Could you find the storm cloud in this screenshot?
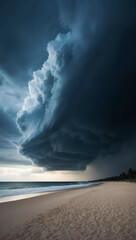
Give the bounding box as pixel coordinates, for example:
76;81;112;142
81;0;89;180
0;0;62;85
17;0;136;171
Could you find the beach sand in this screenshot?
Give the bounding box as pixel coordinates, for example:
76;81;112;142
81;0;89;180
0;182;136;240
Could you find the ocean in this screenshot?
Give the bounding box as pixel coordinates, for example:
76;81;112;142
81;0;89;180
0;181;98;202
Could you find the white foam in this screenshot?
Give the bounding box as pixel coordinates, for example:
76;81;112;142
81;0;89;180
0;182;99;203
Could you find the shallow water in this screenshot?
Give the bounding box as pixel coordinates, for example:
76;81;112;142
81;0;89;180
0;181;98;202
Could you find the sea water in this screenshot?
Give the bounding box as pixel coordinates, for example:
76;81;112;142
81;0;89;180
0;181;98;202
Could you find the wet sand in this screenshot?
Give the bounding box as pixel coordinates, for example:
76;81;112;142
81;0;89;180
0;182;136;240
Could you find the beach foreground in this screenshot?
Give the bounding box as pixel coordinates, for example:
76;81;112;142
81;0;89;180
0;182;136;240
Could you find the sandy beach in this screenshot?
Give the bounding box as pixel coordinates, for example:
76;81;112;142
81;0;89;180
0;182;136;240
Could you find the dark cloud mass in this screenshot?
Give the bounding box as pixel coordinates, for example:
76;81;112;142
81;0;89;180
0;108;30;165
0;0;62;166
16;0;136;171
0;0;62;85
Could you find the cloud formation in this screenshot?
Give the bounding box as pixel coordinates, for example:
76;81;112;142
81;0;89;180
0;0;62;167
17;0;136;171
0;0;62;85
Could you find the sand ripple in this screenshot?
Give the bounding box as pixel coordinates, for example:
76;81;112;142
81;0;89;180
3;182;136;240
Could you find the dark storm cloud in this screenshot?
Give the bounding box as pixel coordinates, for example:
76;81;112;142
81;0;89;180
17;0;136;171
0;108;31;165
0;109;19;153
0;0;63;166
0;108;18;138
0;108;19;160
0;0;62;85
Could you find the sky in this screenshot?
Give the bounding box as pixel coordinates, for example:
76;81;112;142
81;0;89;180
0;0;136;181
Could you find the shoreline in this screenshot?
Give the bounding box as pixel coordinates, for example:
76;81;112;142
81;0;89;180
0;182;100;203
0;191;54;203
0;183;100;238
1;182;136;240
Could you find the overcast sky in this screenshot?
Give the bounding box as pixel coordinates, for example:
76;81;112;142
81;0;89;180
0;0;136;181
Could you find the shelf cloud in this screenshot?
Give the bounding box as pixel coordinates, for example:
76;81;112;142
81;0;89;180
16;0;136;171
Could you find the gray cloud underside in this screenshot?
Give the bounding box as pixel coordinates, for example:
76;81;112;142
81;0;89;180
17;0;136;171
